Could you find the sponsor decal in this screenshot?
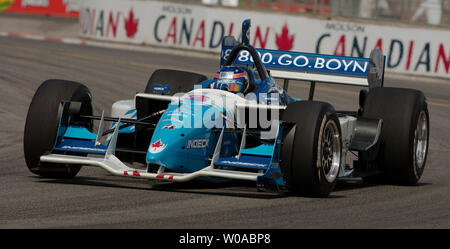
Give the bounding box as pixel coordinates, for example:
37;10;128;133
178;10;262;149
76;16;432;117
149;139;166;154
60;145;106;153
162;124;176;129
220;160;266;168
222;48;369;77
152;84;170;94
187;139;209;149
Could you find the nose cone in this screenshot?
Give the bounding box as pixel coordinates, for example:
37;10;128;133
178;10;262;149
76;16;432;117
145;91;237;173
145;104;218;173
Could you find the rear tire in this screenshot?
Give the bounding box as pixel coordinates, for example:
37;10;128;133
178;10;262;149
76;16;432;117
144;69;207;94
281;101;342;197
361;87;429;185
23;80;93;178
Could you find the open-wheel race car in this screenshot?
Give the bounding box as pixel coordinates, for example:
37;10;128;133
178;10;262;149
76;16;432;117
24;19;429;197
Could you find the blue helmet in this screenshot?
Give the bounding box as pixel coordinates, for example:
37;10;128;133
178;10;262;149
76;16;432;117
211;66;249;93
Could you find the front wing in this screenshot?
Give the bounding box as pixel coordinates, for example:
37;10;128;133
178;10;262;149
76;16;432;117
41;122;280;185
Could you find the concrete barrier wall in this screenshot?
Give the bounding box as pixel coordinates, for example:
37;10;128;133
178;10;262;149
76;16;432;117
79;0;450;79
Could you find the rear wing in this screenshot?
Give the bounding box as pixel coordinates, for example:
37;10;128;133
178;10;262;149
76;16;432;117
220;36;385;90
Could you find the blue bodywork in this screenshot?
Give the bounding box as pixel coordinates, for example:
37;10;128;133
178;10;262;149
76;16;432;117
144;92;285;186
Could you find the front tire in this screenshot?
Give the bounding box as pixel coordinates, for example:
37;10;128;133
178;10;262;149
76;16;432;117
23;79;93;178
281;101;342;197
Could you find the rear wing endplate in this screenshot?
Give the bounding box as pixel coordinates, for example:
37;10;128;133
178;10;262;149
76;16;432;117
220;36;385;89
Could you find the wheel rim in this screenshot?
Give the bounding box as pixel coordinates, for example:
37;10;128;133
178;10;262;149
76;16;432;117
320;120;341;183
414;110;428;169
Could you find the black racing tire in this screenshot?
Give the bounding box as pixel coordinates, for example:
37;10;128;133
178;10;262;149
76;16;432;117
281;101;342;197
361;87;429;185
144;69;207;94
23;79;93;178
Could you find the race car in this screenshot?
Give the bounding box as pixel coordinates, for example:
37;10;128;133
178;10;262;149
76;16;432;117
23;19;429;197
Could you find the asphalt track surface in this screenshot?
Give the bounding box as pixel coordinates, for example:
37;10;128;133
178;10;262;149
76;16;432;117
0;36;449;228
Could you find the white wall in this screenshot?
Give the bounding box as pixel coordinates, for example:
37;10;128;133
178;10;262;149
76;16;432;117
79;0;450;79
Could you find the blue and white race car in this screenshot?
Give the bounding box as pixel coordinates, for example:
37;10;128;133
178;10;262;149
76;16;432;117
24;20;429;197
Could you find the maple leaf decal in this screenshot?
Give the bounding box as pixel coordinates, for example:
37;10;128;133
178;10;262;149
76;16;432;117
275;24;295;51
124;9;138;38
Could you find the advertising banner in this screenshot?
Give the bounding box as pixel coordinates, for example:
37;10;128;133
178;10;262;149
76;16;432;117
78;0;450;79
1;0;79;17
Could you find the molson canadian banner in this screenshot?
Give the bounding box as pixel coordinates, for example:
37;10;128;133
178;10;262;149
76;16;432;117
1;0;79;17
79;0;450;79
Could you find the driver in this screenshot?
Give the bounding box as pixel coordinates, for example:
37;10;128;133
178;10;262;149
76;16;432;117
211;66;252;94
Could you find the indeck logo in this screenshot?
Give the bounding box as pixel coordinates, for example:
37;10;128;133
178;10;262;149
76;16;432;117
149;139;166;154
187;139;209;149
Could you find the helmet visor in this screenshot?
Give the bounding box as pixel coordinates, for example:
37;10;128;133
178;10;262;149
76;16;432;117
227;83;242;93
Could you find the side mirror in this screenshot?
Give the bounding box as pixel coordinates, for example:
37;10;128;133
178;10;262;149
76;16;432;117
242;19;251;45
